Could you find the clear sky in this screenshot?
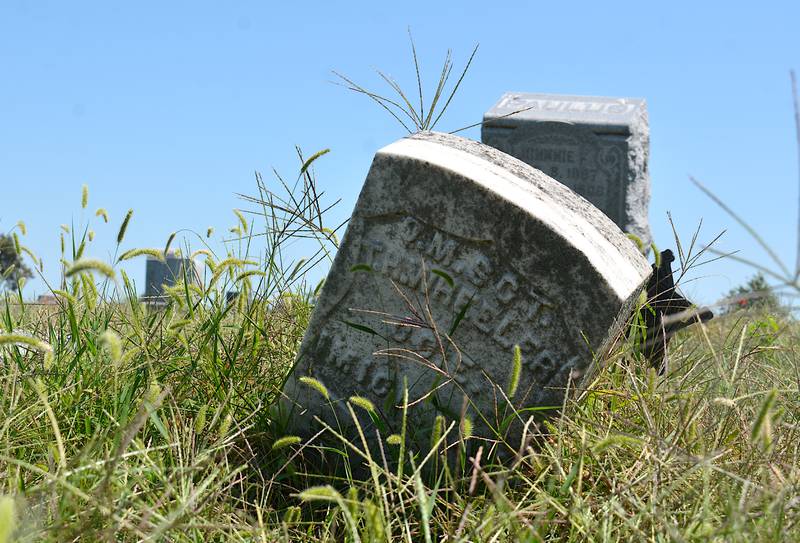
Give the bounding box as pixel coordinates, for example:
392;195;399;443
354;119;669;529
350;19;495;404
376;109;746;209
2;1;799;307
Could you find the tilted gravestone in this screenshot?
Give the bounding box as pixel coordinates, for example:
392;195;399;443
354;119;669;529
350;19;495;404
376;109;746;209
280;132;651;455
482;92;652;248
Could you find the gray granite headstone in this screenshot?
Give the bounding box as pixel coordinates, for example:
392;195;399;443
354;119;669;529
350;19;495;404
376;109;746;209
143;252;199;302
280;132;650;455
482;92;651;247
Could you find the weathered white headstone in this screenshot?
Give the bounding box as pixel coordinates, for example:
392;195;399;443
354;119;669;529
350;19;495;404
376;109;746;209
280;132;650;454
482;92;652;247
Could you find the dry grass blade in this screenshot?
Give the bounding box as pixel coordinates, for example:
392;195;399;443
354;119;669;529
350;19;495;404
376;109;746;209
691;175;791;277
792;70;800;278
409;27;424;126
376;69;422;128
334;37;478;133
332;71;415;133
420;48;453;130
704;247;791;285
449;106;535;135
429;43;479;130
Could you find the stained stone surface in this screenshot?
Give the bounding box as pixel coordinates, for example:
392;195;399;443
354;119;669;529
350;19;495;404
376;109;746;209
280;131;651;453
482;92;652;247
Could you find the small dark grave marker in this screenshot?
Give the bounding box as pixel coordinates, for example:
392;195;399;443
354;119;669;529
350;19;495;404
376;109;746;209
639;249;714;372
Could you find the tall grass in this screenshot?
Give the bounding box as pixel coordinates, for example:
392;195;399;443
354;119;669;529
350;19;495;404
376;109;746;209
1;160;799;541
333;30;478;134
4;84;800;539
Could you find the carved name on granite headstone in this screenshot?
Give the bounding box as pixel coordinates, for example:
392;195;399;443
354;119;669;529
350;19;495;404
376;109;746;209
280;132;651;454
482;92;652;247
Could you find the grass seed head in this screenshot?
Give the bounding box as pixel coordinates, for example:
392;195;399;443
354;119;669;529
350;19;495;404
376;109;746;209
191;249;213;261
431;414;445;450
0;333;53;355
299;376;329;400
271;435;302;451
75;238;86;260
349;395;376;413
217;412;233;438
714;397;737;408
66;259;115;279
119;248;165;262
507;344;522;399
194;404;208;434
364;499;386;541
283;506;302;525
460;416;473;440
99;330;122;364
233;209;249;234
235;270;266;283
145;380;162;405
163;232;177;255
297;485;342;503
751;389;778;450
117;209;133;244
52;289;78;306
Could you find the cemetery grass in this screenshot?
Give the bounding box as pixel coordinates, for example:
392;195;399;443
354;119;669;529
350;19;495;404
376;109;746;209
3;189;800;541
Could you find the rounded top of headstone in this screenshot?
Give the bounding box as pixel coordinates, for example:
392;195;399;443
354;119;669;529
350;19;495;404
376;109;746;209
379;131;650;299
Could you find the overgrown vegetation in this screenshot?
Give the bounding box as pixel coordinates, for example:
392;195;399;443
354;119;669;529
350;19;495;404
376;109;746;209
0;159;799;541
333;30;478;134
2;46;799;543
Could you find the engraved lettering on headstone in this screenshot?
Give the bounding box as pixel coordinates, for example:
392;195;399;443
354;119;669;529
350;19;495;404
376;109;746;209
424;231;459;266
363;362;392;397
495;273;518;304
483;92;652;247
473;296;501;334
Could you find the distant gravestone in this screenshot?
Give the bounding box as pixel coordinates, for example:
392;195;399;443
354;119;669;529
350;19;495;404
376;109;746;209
280;132;651;454
143;252;199;303
482;92;652;247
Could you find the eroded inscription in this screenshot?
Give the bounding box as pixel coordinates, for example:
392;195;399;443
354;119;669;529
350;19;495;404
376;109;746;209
494;129;626;224
309;216;579;410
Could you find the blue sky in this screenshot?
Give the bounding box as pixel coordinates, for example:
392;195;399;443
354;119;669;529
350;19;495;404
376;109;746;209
1;1;799;306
